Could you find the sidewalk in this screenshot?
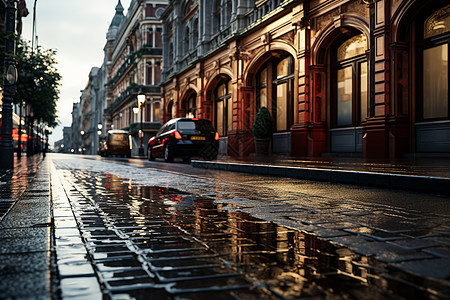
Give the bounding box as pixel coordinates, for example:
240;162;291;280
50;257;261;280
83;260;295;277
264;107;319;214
0;155;54;299
192;155;450;195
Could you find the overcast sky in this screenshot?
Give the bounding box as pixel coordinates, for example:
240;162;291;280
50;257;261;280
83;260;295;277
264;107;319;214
21;0;131;145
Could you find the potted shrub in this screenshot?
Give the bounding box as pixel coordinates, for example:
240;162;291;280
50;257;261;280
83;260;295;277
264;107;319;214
252;107;273;156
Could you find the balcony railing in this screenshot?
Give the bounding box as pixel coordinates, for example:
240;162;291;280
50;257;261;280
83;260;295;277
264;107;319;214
179;49;199;70
245;0;283;28
107;45;163;88
104;85;161;116
208;25;232;51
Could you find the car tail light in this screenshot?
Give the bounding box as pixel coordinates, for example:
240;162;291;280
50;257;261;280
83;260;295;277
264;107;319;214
215;132;220;141
104;144;108;150
173;130;182;140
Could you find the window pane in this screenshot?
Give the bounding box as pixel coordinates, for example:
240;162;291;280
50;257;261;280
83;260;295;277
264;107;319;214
217;83;226;98
337;66;353;126
276;83;287;131
217;101;224;136
260;87;268;108
360;62;368;122
424;5;450;39
277;58;290;79
423;44;448;119
154;102;161;122
337;34;368;61
227;97;233;134
259;68;267;85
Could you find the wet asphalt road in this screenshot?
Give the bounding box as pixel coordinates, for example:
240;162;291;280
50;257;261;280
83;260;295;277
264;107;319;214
49;154;450;299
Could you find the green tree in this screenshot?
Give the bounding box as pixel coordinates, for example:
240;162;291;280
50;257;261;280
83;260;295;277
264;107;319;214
15;40;62;127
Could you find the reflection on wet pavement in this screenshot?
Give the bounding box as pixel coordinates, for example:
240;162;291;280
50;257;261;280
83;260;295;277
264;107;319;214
53;163;449;299
0;156;43;220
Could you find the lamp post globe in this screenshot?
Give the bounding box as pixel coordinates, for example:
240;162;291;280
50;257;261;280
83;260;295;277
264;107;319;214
137;89;146;156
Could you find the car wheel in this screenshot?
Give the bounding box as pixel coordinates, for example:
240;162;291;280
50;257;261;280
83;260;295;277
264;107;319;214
182;157;191;163
164;146;174;162
147;147;155;161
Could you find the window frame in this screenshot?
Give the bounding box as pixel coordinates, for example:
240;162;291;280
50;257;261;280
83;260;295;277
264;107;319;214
331;34;369;128
416;7;450;122
215;79;232;136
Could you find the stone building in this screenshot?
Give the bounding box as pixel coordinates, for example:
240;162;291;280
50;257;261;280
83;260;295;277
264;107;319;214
70;102;81;153
62;126;72;153
160;0;449;158
78;67;107;155
104;0;168;156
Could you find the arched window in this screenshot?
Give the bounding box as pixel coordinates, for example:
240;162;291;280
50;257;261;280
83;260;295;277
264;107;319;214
186;94;197;118
419;5;449;120
334;34;368;127
256;54;295;132
215;79;232;136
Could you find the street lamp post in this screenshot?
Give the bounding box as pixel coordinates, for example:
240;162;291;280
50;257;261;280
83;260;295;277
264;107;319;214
137;89;146;156
97;123;103;136
80;130;85;154
0;1;18;169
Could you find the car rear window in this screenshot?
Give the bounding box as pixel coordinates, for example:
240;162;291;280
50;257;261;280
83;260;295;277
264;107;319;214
109;133;129;145
177;120;215;131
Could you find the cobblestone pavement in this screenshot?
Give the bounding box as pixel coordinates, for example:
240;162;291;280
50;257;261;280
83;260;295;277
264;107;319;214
49;155;450;299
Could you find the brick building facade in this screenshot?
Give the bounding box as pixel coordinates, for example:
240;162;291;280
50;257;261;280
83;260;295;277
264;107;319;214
161;0;449;158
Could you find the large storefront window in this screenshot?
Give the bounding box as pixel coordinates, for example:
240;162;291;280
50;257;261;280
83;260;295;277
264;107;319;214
334;34;368;127
215;79;232;136
421;5;449;120
256;55;294;132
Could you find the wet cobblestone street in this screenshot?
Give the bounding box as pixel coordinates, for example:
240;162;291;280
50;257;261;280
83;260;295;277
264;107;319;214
50;157;450;299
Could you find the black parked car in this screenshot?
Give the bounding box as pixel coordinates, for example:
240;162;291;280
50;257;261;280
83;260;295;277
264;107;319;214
147;118;219;162
100;130;132;158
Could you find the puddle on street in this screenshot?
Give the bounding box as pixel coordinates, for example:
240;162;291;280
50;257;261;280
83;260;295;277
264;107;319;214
57;169;447;299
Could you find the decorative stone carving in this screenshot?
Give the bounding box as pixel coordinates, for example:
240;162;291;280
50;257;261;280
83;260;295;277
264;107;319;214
316;8;340;32
343;1;369;19
261;32;270;45
277;30;295;45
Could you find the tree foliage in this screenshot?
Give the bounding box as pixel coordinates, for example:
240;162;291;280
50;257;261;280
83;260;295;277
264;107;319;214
14;40;62;127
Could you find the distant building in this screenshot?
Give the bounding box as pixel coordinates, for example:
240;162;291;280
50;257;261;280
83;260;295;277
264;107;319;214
161;0;450;158
104;0;168;156
79;67;106;155
54;139;63;152
62;126;72;153
70;102;81;153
